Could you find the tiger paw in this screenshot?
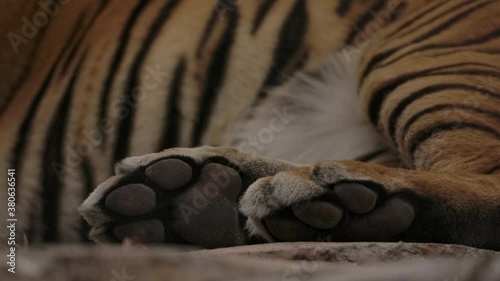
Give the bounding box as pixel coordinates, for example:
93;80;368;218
79;146;295;248
240;162;416;242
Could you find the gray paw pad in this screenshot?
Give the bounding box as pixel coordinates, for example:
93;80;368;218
292;201;343;229
104;159;246;248
265;212;317;242
345;197;414;241
263;182;415;242
145;159;192;190
169;163;246;248
334;183;378;214
105;184;156;216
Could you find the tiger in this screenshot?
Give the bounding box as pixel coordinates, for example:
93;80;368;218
1;0;499;251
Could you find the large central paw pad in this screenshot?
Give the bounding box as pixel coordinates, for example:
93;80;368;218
96;158;247;248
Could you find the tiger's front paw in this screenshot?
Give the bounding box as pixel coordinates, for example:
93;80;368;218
240;162;415;242
79;146;295;248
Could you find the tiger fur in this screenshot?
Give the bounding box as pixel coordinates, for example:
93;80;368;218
0;0;499;249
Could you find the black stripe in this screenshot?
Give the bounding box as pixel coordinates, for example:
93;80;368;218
158;58;186;150
336;0;352;16
344;0;385;46
1;1;109;116
389;1;470;41
191;6;239;146
429;61;500;71
385;1;447;40
252;0;277;34
368;62;500;125
387;84;500;142
26;212;37;242
0;2;53;117
400;104;500;143
387;70;500;140
11;64;57;202
196;11;218;58
409;122;500;162
387;2;407;23
356;148;389;162
60;1;109;74
42;52;87;241
485;164;500;174
254;0;308;101
430;51;461;58
377;29;500;70
482;49;500;55
361;0;494;80
407;0;493;45
113;0;180;163
98;0;152;140
430;49;500;57
12;24;80;237
284;47;309;79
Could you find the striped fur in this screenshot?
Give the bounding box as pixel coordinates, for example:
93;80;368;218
0;0;499;245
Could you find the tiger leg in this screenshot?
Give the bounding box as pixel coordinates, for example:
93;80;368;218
240;82;500;248
79;146;297;247
239;2;500;249
240;161;500;248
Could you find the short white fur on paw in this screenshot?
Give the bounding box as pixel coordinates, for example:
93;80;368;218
312;161;372;184
239;168;329;242
239;177;280;219
239;172;325;220
114;154;158;174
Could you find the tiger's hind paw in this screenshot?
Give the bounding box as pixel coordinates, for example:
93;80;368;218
240;164;415;242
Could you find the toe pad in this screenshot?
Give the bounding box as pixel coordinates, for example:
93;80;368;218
334;183;378;214
292;201;343;229
145;159;193;191
105;184;156;216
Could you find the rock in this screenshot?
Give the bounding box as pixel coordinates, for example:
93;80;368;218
1;243;499;281
197;242;500;265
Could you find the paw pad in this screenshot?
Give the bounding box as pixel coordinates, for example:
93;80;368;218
255;179;414;243
100;158;248;247
334;183;378;214
105;184;156;216
145;159;192;190
345;197;414;241
291;201;343;229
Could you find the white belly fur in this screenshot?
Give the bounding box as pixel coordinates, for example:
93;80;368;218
225;50;387;165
